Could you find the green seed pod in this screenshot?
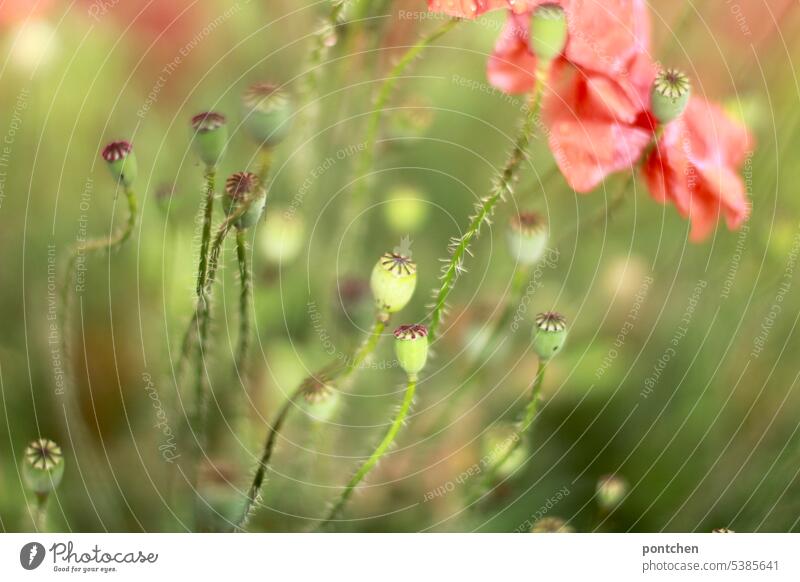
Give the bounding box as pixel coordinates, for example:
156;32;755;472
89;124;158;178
483;423;527;479
507;212;548;266
530;3;568;65
384;187;429;233
22;439;65;495
224;172;266;230
596;474;628;511
532;311;568;360
530;516;573;533
651;68;691;125
101;141;137;187
394;324;429;379
299;378;341;422
241;83;294;147
191;112;228;167
370;252;417;314
259;208;305;266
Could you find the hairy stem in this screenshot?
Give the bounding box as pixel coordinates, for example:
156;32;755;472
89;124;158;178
302;0;352;101
234;229;252;381
196;166;217;296
343;17;460;265
317;376;418;530
230;313;388;531
428;73;547;341
471;362;547;505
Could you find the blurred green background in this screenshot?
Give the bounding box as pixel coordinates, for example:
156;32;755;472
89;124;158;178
1;0;799;532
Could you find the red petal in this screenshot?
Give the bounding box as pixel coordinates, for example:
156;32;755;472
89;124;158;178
487;12;539;94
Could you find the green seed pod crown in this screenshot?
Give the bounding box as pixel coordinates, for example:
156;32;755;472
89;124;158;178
224;171;266;230
22;438;65;495
370;252;417;314
651;68;691;125
530;3;568;64
191;112;228;167
394;324;429;379
532;311;568;360
507;212;549;266
596;474;628;511
242;83;294;147
101;141;137;187
299;378;341;422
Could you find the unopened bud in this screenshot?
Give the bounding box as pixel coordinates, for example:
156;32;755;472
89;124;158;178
370;252;417;314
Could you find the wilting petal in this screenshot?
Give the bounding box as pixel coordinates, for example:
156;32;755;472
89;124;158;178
487;12;539;94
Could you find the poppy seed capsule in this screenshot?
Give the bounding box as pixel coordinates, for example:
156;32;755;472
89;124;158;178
191;112;228;166
300;378;341;422
370;252;417;314
241;83;294;147
530;3;568;64
596;474;628;510
224;172;266;230
22;438;65;495
533;311;568;360
260;209;305;266
507;212;548;265
651;68;691;125
394;324;429;379
101;141;137;187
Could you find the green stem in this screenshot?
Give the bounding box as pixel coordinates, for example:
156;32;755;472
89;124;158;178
196;166;217;296
472;362;547;504
317;375;418;530
229;314;388;532
231;385;303;532
419;265;530;439
343;17;459;265
428;72;548;341
234;229;252;380
33;493;49;532
302;0;352;102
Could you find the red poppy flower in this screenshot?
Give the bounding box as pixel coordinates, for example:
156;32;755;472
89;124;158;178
643;98;752;242
479;1;654;192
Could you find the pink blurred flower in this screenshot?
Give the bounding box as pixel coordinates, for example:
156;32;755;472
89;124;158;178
643;98;753;242
0;0;53;25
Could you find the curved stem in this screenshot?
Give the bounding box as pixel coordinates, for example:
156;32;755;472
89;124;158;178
231;385;303;532
428;73;548;341
302;0;352;102
419;265;530;438
343;17;460;266
229;313;388;532
471;362;547;505
317;376;417;530
234;229;252;380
